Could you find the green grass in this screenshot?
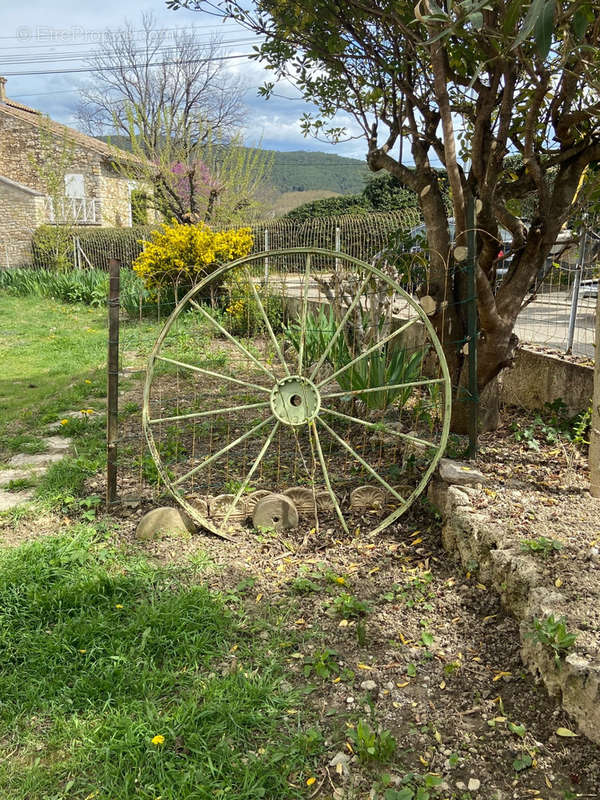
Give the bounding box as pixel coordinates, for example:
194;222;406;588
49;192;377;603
0;528;321;799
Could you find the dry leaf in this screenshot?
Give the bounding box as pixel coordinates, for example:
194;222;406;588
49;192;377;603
556;727;578;737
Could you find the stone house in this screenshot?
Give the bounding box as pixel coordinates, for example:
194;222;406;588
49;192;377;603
0;77;152;266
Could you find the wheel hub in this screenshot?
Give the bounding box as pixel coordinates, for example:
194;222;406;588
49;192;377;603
270;375;320;425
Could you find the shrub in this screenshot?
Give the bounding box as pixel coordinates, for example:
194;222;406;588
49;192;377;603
133;220;253;295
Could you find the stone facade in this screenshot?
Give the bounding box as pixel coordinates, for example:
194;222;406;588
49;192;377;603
0;79;154;265
0;177;45;266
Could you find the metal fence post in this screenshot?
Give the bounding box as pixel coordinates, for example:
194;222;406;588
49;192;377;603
335;226;341;271
566;231;587;354
264;228;270;284
106;257;120;508
590;281;600;498
466;195;479;457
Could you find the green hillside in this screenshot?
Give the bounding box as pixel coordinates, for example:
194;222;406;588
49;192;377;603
96;136;370;196
266;150;370;194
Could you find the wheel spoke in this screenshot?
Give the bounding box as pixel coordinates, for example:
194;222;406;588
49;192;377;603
310;420;348;534
147;401;270;425
297;254;312;375
219;420;281;532
173;415;275;487
315;317;418;389
321;377;445;399
154;355;271;393
316;416;406;504
308;272;371;382
189;299;276;381
320;406;436;450
243;268;290;376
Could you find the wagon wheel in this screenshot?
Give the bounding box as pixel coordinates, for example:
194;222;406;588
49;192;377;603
143;247;451;538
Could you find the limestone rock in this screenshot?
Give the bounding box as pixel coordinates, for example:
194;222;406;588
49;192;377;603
437;458;487;487
8;452;65;469
253;493;298;531
135;507;195;541
0;467;46;488
0;488;34;512
284;487;317;516
350;485;386;510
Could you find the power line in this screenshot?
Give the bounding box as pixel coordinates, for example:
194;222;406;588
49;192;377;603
1;52;257;77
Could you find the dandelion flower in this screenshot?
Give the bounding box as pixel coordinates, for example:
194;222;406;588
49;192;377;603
115;604;124;609
151;735;165;746
60;419;69;426
85;379;92;384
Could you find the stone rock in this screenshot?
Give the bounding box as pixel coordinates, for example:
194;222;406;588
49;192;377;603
350;486;386;510
0;488;34;512
437;458;487;487
360;679;377;692
468;778;481;792
253;493;299;531
245;490;272;516
284;487;317;516
0;467;46;488
135;507;195;541
210;494;247;521
43;436;73;453
8;452;65;469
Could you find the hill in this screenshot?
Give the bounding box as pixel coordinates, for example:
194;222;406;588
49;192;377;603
95;136;370;196
266;150;369;194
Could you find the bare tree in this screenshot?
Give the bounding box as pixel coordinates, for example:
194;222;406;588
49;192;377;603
78;12;246;152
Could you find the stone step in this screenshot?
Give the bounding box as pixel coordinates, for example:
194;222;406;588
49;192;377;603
0;467;47;488
0;488;34;512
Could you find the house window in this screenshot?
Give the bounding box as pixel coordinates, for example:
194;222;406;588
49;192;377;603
65;173;85;198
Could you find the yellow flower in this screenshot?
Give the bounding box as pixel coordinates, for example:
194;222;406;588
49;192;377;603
115;604;124;609
85;379;91;384
79;649;87;653
151;735;165;746
60;419;69;426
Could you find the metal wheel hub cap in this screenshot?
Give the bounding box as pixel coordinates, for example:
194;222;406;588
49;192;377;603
270;375;320;425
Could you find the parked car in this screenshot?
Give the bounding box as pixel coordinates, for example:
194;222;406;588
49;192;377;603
580;279;598;299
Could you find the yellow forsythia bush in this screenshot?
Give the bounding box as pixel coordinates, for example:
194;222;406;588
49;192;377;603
133;220;253;291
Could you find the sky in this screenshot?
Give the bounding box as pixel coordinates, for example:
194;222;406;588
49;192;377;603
0;0;367;160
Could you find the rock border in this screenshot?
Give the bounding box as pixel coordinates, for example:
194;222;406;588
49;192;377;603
429;471;600;745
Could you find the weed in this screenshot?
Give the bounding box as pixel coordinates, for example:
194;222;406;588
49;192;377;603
528;615;577;664
290;576;321;595
332;592;370;618
520;536;563;557
380;572;434;609
348;719;396;764
303;648;338;679
5;477;37;492
380;772;444;799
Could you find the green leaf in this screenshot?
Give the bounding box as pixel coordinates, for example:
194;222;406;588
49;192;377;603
469;10;483;28
513;753;532;772
512;0;546;49
508;722;526;738
534;0;555;58
572;4;593;40
503;0;522;34
407;662;417;677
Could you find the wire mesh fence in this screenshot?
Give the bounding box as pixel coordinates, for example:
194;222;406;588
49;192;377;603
511;233;598;360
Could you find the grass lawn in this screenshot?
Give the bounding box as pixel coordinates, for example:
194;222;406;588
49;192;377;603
0;527;319;800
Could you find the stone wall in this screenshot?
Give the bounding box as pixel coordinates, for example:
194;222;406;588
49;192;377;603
0;111;102;200
0;181;45;266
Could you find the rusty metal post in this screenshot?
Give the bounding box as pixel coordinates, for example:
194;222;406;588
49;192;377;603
106;257;120;507
590;284;600;498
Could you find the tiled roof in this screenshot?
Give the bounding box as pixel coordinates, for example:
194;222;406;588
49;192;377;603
0;174;44;195
0;101;144;165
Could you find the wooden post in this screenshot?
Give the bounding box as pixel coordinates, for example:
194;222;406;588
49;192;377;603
590;285;600;498
466;194;479;458
106;257;120;507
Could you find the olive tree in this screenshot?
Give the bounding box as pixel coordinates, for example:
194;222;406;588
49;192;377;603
168;0;600;431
